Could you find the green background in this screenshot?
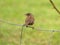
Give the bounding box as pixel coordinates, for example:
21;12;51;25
0;0;60;45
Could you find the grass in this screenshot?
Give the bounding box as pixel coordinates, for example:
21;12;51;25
0;0;60;45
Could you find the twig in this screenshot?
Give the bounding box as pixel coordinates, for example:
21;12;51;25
49;0;60;14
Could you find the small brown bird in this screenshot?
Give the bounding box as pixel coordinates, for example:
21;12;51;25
24;13;35;29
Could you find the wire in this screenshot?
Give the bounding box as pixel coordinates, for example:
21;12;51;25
0;19;23;26
0;19;60;45
0;19;60;32
20;26;24;45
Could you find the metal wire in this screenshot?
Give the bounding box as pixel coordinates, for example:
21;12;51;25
0;19;60;32
0;19;23;26
48;31;54;45
20;25;24;45
0;19;60;45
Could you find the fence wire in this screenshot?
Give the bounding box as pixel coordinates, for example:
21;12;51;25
0;19;60;45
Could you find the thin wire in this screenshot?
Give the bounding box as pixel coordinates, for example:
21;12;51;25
0;19;60;32
48;31;54;45
20;26;24;45
0;19;60;45
0;19;23;26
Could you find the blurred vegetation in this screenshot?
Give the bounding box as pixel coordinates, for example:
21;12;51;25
0;0;60;45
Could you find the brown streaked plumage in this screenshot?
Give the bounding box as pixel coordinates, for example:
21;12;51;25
24;13;35;27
